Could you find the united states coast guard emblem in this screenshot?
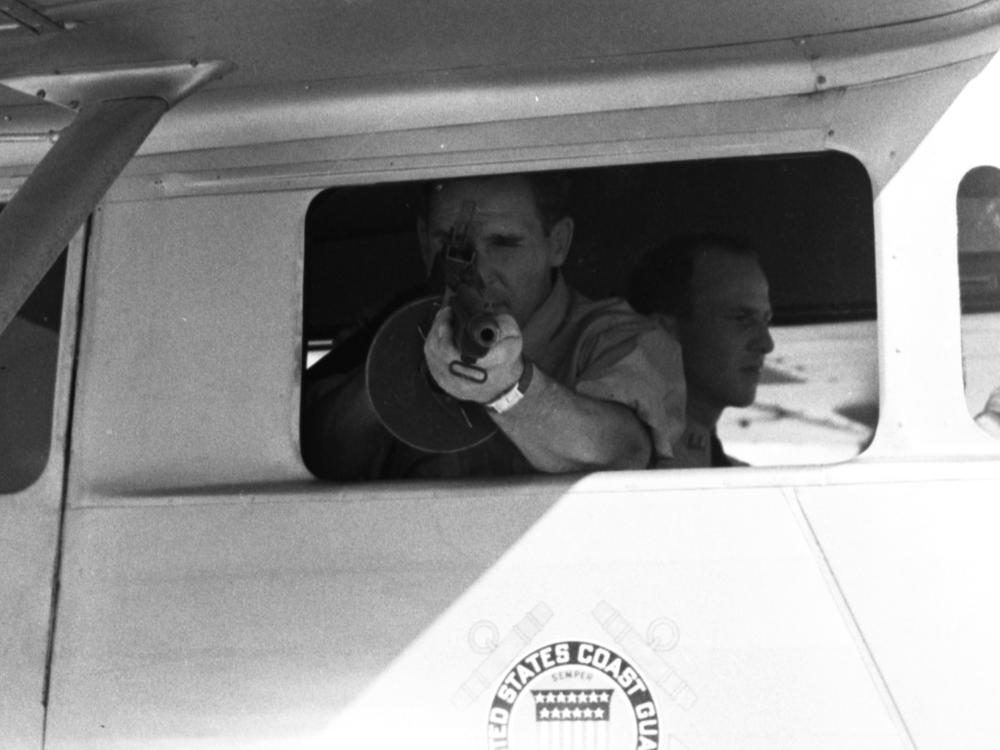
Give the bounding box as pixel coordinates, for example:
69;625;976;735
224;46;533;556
487;640;660;749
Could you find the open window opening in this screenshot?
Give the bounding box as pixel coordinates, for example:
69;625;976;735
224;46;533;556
300;152;876;478
0;245;66;493
958;166;1000;439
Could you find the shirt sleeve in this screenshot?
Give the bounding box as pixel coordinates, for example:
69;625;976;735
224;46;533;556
571;304;686;460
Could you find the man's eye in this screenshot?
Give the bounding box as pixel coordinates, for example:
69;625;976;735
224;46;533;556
728;312;765;327
488;235;524;248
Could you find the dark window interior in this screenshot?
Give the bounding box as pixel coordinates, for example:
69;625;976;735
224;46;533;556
958;165;1000;312
305;153;875;349
958;166;1000;437
0;249;66;493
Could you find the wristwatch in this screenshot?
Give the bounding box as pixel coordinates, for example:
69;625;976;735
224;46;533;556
484;359;534;415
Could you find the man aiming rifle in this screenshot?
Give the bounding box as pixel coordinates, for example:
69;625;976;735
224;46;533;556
303;172;686;480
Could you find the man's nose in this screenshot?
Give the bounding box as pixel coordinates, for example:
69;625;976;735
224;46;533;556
750;322;774;354
473;243;498;279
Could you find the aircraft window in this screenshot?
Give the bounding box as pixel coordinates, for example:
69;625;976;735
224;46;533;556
957;166;1000;439
301;153;876;477
0;248;66;493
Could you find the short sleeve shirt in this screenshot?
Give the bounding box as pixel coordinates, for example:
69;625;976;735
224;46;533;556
659;418;747;468
386;276;685;478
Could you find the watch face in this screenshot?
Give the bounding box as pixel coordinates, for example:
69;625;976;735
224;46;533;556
486;387;522;414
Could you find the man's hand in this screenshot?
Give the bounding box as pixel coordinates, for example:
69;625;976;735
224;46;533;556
424;306;524;403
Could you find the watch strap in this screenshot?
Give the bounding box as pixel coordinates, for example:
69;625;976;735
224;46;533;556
484;359;534;414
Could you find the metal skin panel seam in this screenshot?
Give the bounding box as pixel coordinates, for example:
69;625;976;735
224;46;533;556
783;487;917;749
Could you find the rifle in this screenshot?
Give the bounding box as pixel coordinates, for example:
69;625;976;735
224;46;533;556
440;200;501;383
364;199;501;452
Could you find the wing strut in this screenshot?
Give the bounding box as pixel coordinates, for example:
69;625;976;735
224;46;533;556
0;60;233;336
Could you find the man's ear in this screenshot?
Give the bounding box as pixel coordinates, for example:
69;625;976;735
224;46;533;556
649;311;680;337
416;215;435;274
547;216;574;268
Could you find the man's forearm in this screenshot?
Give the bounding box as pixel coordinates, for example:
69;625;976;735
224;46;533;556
492;366;652;473
422;307;654;473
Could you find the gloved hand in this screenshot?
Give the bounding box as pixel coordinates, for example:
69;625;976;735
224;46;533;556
424;306;525;404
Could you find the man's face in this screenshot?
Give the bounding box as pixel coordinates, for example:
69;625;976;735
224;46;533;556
678;248;774;417
421;175;571;327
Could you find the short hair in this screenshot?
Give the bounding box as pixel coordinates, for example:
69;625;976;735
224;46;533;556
420;171;572;234
628;233;759;318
